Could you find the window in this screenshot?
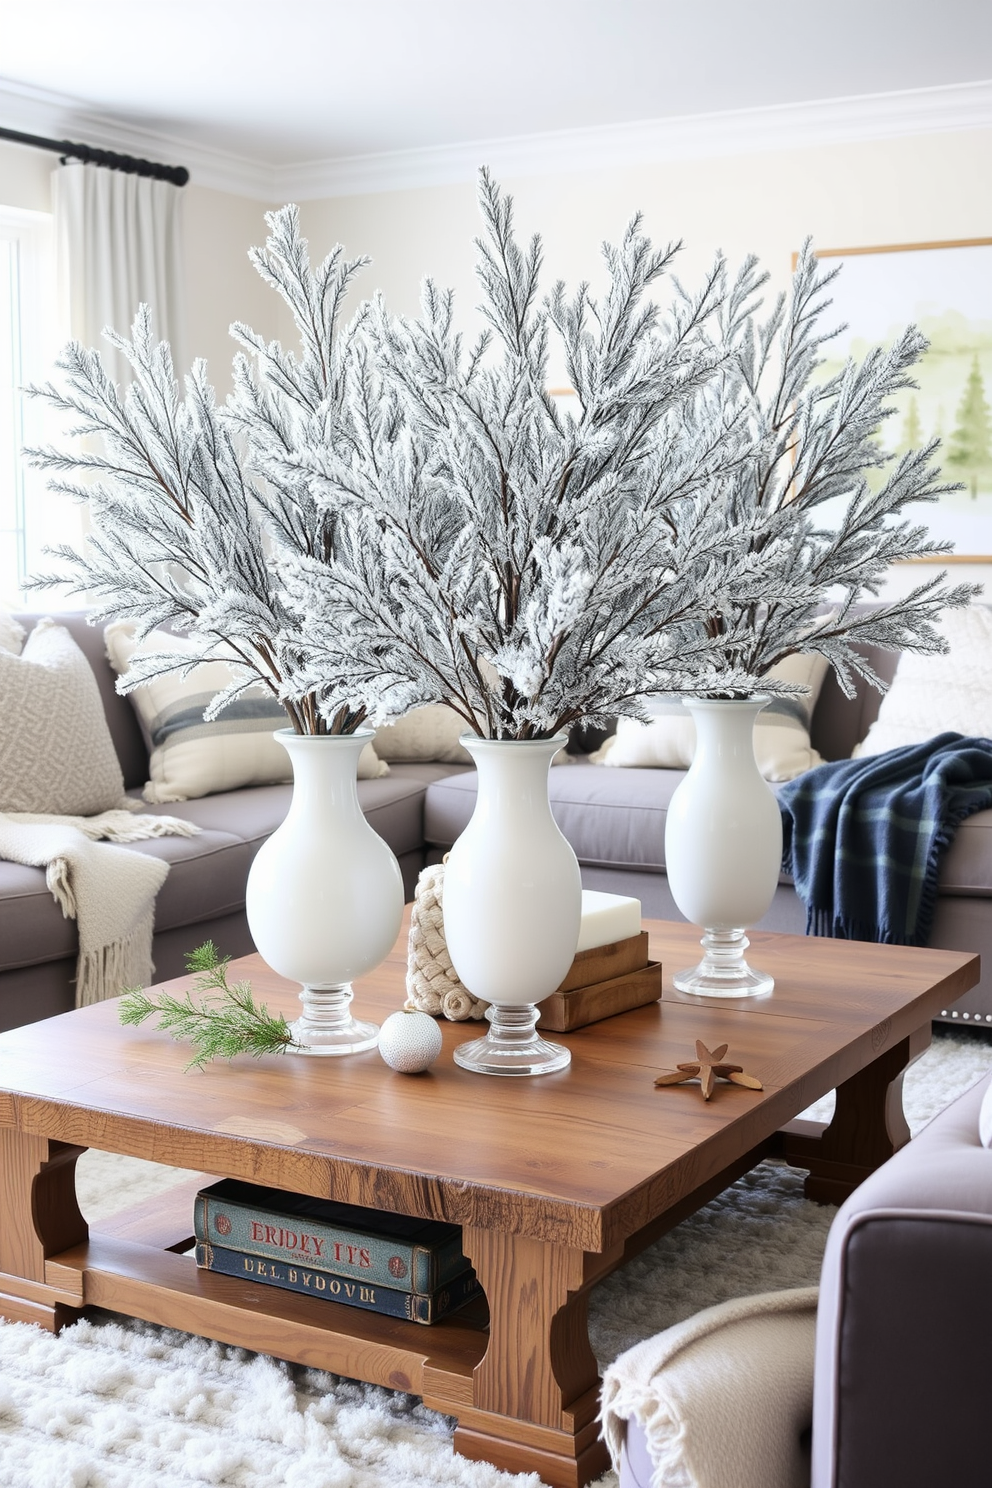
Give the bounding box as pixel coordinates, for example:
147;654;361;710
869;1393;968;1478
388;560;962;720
0;205;64;605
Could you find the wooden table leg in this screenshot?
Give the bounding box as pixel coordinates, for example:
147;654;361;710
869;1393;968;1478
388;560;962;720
0;1129;88;1330
450;1225;610;1488
782;1023;932;1204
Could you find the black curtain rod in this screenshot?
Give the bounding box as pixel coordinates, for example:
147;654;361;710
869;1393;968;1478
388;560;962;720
0;125;189;186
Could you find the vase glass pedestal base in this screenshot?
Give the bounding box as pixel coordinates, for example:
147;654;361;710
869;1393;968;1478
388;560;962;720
672;928;774;999
288;984;379;1056
453;1003;570;1077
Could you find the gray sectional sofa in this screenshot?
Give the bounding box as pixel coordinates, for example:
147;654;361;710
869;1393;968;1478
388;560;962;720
2;613;990;1033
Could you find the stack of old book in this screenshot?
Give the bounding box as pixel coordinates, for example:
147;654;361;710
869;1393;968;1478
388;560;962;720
194;1178;481;1324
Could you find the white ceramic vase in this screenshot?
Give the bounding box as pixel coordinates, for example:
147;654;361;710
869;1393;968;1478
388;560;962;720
245;729;404;1054
664;697;782;997
443;734;581;1076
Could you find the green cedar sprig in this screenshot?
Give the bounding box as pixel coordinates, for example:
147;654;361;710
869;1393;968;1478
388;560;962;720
119;941;300;1070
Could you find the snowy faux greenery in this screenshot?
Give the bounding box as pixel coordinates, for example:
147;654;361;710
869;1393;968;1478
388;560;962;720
274;172;773;738
119;941;300;1069
25;215;397;735
267;173;974;734
27;170;973;741
674;243;976;696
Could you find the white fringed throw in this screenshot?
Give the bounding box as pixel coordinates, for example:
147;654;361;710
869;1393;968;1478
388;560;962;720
0;810;201;1007
600;1286;818;1488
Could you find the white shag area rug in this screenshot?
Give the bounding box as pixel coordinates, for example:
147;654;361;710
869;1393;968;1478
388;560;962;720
0;1032;988;1488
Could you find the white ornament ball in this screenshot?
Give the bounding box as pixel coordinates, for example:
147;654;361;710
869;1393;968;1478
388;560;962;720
377;1010;443;1073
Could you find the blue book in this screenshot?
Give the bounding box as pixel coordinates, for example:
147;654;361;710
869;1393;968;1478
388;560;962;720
194;1178;468;1295
194;1241;482;1325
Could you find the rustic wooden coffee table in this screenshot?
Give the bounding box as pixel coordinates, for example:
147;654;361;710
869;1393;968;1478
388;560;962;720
0;918;977;1487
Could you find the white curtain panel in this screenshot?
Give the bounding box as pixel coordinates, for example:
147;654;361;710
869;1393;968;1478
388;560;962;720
53;160;186;381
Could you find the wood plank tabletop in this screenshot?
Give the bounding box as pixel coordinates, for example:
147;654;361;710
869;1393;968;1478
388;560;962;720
0;916;977;1252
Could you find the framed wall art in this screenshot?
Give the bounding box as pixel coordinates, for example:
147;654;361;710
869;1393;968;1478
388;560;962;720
808;237;992;562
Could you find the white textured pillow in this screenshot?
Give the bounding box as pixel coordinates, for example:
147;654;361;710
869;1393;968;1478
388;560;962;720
374;706;474;764
0;618;128;815
0;610;25;655
855;605;992;758
591;652;829;782
979;1080;992;1148
105;623;388;803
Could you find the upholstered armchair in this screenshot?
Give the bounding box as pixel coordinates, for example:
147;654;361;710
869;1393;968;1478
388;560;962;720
602;1068;992;1488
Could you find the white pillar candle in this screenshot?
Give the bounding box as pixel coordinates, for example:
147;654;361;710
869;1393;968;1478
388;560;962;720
576;891;642;952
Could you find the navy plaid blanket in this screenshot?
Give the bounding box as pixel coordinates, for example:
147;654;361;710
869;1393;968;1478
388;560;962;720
779;733;992;946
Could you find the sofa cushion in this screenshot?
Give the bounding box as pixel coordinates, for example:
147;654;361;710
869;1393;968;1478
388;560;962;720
0;619;129;815
105;623;387;802
591;653;829;783
0;611;25;654
426;762;680;872
374;706;473;765
17;613;149;791
425;764;992;901
0;773;432;974
855;605;992;757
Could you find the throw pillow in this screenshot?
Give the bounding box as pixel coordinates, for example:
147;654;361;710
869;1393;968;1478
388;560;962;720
374;705;474;765
105;623;388;803
590;652;830;782
979;1079;992;1149
374;706;573;766
0;618;129;815
855;605;992;758
0;610;25;655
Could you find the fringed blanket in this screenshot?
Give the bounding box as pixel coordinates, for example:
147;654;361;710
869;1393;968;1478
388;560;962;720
779;733;992;946
600;1287;818;1488
0;809;200;1006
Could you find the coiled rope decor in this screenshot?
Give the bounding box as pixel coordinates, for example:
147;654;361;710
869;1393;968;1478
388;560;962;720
404;862;488;1021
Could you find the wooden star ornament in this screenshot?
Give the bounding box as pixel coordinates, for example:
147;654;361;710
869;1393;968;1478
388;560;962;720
654;1040;764;1101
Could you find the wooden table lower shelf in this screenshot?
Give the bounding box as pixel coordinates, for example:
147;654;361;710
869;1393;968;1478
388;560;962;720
0;917;979;1487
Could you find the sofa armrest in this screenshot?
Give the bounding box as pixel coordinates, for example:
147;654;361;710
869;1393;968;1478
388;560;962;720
813;1071;992;1488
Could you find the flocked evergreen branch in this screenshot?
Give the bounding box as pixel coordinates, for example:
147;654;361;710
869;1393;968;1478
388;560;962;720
119;941;299;1069
24;229;392;736
273;169;759;737
24;173;976;738
674;238;977;694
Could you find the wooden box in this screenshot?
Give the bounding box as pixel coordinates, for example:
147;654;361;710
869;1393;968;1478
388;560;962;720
537;930;662;1032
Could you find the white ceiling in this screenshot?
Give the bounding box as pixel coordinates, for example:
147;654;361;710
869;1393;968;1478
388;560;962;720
1;0;991;196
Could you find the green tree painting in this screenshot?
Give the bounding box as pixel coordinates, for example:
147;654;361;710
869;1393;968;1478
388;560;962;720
947;354;992;498
897;396;923;453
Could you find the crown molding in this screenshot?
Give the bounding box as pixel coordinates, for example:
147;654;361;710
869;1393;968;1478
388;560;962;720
285;79;992;199
1;75;990;205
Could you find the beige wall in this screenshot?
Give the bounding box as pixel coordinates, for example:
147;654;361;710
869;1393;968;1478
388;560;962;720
297;126;992;319
182;185;284;394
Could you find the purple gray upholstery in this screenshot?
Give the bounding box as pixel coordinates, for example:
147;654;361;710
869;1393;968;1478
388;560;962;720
812;1070;992;1488
617;1072;992;1488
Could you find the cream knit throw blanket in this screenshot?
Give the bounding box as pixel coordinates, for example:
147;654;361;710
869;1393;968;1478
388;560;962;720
599;1286;818;1488
0;810;201;1007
